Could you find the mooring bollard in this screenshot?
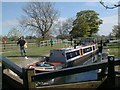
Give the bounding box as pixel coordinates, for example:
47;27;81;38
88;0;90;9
107;55;115;88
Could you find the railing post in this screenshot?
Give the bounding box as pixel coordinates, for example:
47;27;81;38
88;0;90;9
22;68;36;90
22;68;28;90
27;68;36;89
107;55;115;88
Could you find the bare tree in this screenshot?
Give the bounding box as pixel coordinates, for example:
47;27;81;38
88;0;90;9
55;18;74;39
19;2;59;40
62;18;74;34
7;28;22;42
100;0;120;9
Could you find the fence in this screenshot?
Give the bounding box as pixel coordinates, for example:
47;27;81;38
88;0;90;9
2;39;63;49
36;39;62;47
0;55;120;89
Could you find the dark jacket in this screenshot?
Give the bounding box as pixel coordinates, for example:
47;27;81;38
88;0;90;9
17;39;26;46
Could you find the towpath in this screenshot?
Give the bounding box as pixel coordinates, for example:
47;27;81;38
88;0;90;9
14;56;49;68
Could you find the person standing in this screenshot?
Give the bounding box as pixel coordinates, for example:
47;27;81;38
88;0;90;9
50;39;54;47
17;36;28;59
2;37;7;50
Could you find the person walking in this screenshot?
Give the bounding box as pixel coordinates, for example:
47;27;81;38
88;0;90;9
17;36;28;59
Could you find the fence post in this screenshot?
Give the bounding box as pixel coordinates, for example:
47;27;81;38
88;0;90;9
27;68;36;89
22;68;36;90
22;68;28;90
107;55;115;88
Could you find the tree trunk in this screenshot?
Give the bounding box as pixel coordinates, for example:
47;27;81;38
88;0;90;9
42;33;45;40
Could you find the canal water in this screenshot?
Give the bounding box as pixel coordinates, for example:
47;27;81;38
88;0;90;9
37;54;104;86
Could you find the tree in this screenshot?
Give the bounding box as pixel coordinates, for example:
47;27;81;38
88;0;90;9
100;0;120;9
19;2;59;40
70;10;102;38
70;16;89;37
55;18;74;39
7;28;22;41
63;18;74;35
112;25;120;39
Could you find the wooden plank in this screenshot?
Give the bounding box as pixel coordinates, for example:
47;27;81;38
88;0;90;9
3;73;23;89
0;56;23;78
37;81;101;89
32;61;107;82
32;58;120;82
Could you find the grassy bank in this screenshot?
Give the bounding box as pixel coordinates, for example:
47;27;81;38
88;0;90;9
107;42;120;58
107;42;120;74
1;42;120;62
2;43;68;62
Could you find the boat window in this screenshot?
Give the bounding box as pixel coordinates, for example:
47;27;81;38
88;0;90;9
83;47;92;53
83;49;86;53
72;51;76;57
93;46;95;50
74;50;80;56
66;50;80;60
66;53;71;60
76;50;80;56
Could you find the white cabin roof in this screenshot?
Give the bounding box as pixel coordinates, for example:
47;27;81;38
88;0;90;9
52;46;82;53
51;44;97;53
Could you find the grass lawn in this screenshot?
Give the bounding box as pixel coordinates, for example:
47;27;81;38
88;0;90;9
1;42;120;62
2;43;68;62
107;42;120;58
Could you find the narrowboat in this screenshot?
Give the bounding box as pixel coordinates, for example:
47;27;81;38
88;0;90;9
27;44;98;72
48;44;98;67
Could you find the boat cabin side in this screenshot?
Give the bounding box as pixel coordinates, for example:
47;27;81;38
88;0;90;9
49;44;98;64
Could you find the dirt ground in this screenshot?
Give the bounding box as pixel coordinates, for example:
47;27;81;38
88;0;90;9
15;56;45;68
